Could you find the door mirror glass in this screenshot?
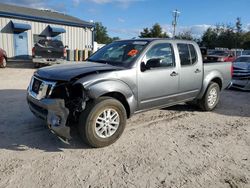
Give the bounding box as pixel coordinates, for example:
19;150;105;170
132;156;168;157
146;58;162;69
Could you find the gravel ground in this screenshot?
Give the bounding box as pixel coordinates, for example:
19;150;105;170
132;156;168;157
0;62;249;188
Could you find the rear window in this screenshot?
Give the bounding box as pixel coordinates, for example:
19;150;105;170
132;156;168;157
177;43;197;66
36;39;64;48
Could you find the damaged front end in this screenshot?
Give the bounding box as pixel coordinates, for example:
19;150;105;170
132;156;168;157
27;76;86;141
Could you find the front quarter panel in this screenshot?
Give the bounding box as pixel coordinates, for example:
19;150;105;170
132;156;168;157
75;69;138;116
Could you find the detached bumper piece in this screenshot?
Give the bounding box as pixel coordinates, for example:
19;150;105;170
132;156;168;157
231;67;250;91
27;94;71;140
231;79;250;90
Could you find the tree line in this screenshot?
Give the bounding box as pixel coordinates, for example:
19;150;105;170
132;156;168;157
94;18;250;49
201;18;250;49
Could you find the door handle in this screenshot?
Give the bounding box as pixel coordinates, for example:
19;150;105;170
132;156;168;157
195;69;201;73
170;71;178;76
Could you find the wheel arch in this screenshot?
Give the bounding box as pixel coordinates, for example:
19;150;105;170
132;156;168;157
197;71;223;99
84;80;137;118
210;77;222;90
101;92;130;118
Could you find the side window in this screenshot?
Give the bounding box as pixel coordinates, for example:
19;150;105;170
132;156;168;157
189;44;197;64
177;43;197;66
177;44;190;65
145;43;175;68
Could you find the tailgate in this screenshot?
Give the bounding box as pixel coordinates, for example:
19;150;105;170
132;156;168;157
34;40;64;59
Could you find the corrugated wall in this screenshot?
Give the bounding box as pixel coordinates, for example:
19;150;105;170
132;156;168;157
0;17;93;58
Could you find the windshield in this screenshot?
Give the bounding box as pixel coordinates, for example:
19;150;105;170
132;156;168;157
234;56;250;63
209;50;229;56
88;40;149;67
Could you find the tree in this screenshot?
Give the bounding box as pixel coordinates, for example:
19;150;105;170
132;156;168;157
139;28;151;38
175;30;193;40
200;18;250;49
94;22;110;44
216;24;236;49
242;32;250;49
201;27;218;48
94;22;120;44
139;23;169;38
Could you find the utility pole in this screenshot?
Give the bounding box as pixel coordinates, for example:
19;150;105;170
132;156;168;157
172;9;180;38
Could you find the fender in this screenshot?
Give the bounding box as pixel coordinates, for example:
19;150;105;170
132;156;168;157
197;70;223;99
75;78;137;117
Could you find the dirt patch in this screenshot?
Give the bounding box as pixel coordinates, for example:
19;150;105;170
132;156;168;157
0;64;249;188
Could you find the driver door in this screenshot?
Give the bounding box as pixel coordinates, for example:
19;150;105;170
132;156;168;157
138;42;179;110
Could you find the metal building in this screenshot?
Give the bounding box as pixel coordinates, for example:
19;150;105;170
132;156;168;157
0;3;94;59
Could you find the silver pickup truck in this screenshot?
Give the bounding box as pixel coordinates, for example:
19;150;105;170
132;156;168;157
27;39;232;147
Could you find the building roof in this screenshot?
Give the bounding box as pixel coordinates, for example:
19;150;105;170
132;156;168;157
0;3;94;28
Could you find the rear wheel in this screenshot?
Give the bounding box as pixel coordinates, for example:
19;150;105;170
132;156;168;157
199;82;220;111
0;58;7;68
78;97;127;148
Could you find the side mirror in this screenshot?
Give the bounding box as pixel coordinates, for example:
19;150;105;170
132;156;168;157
141;62;147;72
141;58;162;72
146;58;162;69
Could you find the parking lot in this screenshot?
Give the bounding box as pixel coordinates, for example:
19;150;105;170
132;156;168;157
0;62;249;188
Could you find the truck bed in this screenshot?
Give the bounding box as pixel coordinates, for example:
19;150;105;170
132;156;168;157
203;62;232;90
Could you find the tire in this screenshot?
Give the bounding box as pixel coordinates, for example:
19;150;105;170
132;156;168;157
78;97;127;148
0;58;7;68
198;82;220;111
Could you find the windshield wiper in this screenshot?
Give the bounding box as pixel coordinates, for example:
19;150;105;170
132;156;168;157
87;59;126;68
87;59;110;64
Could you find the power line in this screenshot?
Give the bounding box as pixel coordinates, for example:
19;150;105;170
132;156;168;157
172;9;180;38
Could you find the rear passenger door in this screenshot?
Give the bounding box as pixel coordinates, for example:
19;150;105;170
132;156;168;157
177;43;203;99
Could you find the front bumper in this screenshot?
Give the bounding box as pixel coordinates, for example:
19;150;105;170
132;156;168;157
230;79;250;91
27;94;71;140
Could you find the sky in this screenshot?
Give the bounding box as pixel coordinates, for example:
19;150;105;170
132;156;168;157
3;0;250;39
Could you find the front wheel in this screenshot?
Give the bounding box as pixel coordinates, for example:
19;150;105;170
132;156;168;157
199;82;220;111
78;97;127;148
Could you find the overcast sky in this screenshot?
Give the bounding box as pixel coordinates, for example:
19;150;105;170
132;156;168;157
4;0;250;39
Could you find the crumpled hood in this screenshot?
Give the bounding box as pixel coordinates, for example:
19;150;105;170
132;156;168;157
35;62;123;81
233;62;250;70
